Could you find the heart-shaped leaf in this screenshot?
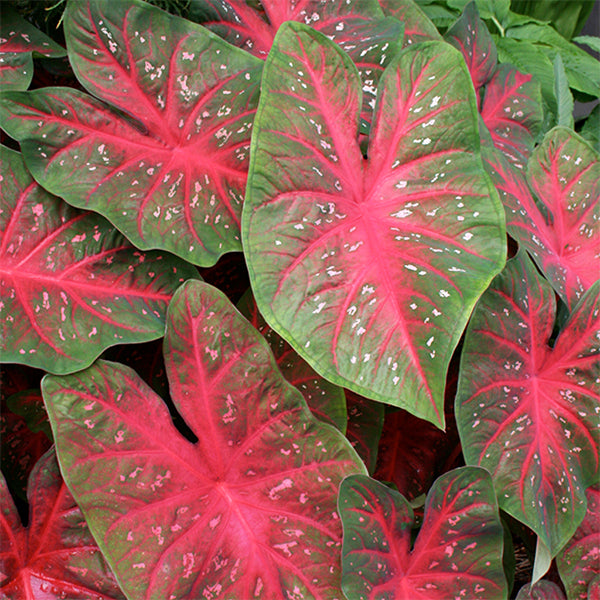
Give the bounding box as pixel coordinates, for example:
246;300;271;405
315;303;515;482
557;486;600;600
484;127;599;309
378;0;441;45
338;467;507;599
0;7;66;91
456;249;600;556
445;1;497;95
243;22;505;427
42;280;365;599
0;0;262;266
238;289;347;432
0;448;125;599
0;146;196;374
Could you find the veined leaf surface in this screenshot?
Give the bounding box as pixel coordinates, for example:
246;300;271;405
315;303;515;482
0;0;262;266
189;0;403;124
480;65;543;170
484;127;599;309
238;289;347;433
42;280;365;599
0;147;196;374
456;250;600;556
0;8;66;91
515;581;567;600
557;487;600;600
0;448;125;600
444;1;497;96
378;0;441;45
338;468;507;599
243;23;505;427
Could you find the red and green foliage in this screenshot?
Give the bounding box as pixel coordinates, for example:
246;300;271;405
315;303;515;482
1;0;598;598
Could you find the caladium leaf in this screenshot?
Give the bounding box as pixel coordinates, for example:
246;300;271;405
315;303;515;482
480;64;543;169
456;249;600;556
188;0;403;124
0;146;196;374
338;468;507;599
515;580;567;600
238;289;348;432
0;0;262;267
495;38;557;118
42;280;365;599
243;23;506;427
378;0;441;45
557;486;600;600
345;391;385;475
445;1;497;96
525;127;600;306
0;448;125;600
484;127;599;309
0;8;67;91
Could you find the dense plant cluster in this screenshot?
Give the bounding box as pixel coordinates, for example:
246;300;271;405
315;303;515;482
1;0;598;598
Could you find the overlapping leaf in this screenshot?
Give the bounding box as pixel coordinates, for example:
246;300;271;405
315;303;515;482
42;280;365;599
378;0;441;45
238;289;347;432
557;487;600;600
338;468;507;599
0;0;262;266
0;448;125;600
0;147;196;374
445;2;497;96
515;581;566;600
456;249;600;556
189;0;404;123
484;127;599;309
0;7;66;91
480;65;543;169
243;23;505;427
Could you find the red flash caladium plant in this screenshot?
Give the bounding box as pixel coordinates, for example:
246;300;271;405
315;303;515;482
243;22;505;427
42;280;365;599
2;0;600;597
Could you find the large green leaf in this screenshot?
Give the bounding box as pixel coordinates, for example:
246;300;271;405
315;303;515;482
243;22;505;427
